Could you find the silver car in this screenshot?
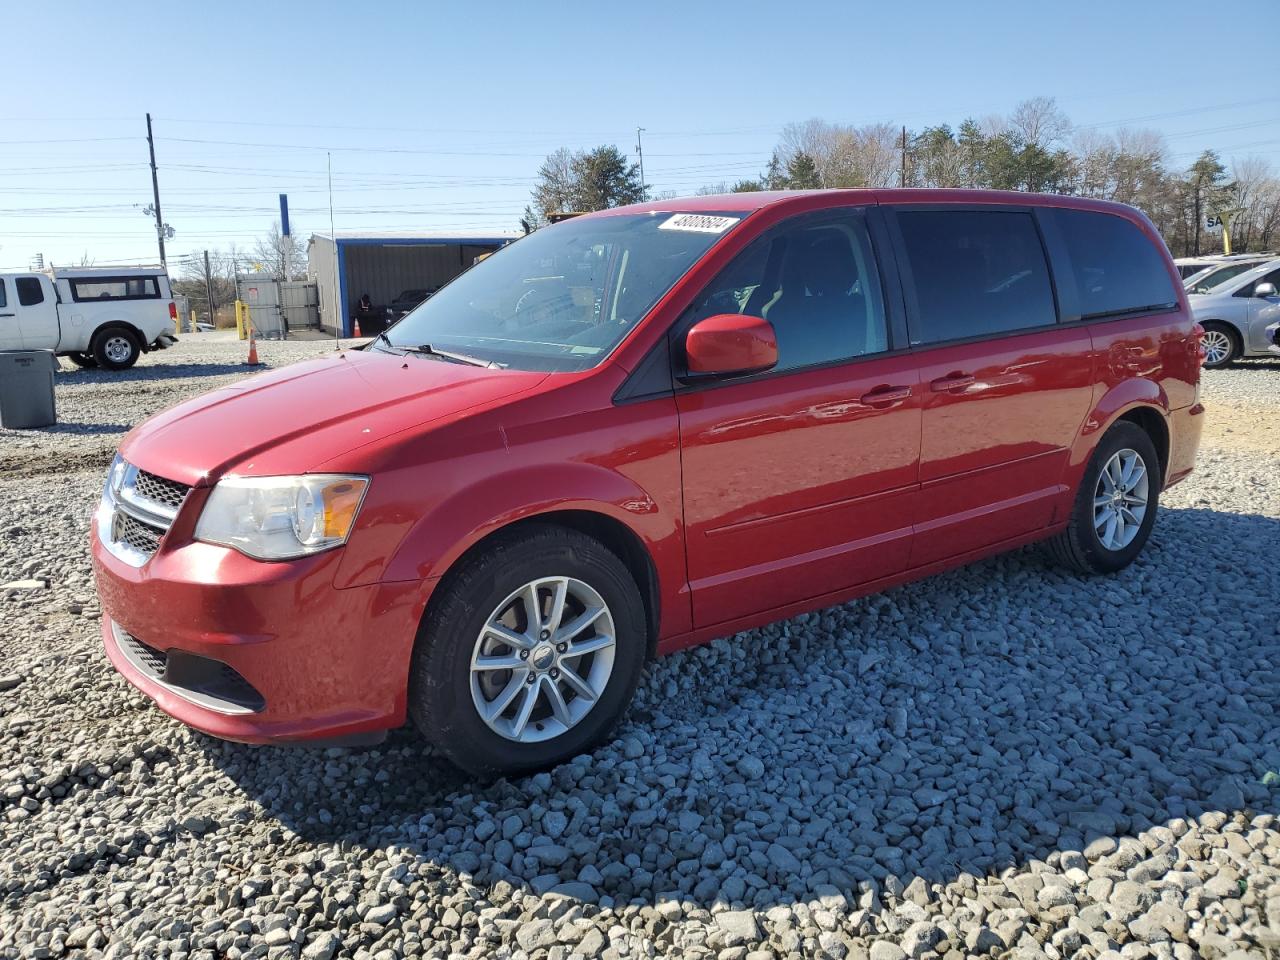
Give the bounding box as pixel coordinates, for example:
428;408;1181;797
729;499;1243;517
1189;259;1280;367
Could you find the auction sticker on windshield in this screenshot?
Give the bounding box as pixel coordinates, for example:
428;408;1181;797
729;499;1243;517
659;213;740;234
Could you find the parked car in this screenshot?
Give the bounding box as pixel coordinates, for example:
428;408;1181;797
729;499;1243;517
1174;256;1222;280
93;190;1203;777
1188;259;1280;366
0;267;177;369
1184;257;1271;295
387;287;437;320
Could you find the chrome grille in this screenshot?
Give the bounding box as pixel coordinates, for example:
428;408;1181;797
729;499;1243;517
133;470;190;512
100;460;190;567
114;511;165;557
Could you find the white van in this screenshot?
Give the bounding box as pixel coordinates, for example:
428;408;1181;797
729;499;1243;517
0;267;178;370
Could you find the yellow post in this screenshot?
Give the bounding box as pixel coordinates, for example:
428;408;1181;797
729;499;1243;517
189;309;197;334
1221;211;1233;256
235;300;247;340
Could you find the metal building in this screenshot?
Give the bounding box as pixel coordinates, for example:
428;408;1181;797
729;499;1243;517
307;230;518;337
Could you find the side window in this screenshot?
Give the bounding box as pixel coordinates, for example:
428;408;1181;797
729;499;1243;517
69;276;160;301
0;280;6;309
895;209;1057;345
686;213;888;373
16;277;44;307
1234;268;1280;298
1055;209;1178;317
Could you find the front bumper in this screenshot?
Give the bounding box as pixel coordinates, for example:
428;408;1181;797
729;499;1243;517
93;526;432;745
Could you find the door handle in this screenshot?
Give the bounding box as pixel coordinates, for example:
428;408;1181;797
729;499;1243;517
929;372;975;392
0;313;14;318
858;384;913;408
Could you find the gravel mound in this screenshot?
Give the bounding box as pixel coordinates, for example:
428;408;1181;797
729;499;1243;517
0;340;1276;959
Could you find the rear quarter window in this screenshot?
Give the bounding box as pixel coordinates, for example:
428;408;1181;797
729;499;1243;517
1054;210;1177;318
0;280;6;309
16;277;44;306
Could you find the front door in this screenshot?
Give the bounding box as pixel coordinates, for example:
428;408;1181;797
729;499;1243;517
1241;266;1280;353
887;206;1094;566
676;209;921;628
0;279;20;350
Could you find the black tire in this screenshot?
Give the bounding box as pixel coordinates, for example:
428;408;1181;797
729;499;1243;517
66;352;99;369
1045;421;1161;575
91;327;141;371
1200;321;1240;369
409;524;647;778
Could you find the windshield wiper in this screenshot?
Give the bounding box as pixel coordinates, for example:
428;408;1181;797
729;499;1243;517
405;342;499;368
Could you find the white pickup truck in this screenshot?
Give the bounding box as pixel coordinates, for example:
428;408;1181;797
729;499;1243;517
0;267;178;370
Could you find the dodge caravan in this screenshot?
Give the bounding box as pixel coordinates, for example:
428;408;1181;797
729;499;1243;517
93;190;1204;776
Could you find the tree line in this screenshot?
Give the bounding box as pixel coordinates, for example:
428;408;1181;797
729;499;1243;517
527;97;1279;257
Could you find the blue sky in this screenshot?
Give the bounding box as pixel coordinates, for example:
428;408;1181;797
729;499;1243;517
2;0;1276;271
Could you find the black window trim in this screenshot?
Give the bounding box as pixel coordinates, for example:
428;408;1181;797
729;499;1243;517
15;276;46;307
1045;207;1180;324
68;274;163;303
884;202;1066;352
616;204;911;402
0;278;7;311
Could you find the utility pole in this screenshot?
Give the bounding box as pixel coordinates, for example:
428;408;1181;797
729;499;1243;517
900;125;907;189
635;127;647;200
203;250;216;325
146;113;167;268
328;152;340;345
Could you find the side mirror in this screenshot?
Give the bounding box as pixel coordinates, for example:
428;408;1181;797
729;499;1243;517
684;313;778;378
1254;282;1277;298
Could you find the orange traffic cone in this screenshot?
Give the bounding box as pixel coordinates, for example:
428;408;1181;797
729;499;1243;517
352;316;363;339
246;326;260;366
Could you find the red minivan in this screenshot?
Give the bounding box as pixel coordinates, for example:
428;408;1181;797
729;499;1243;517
93;190;1204;776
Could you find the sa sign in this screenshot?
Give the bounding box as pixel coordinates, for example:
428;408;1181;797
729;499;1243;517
1205;215;1224;235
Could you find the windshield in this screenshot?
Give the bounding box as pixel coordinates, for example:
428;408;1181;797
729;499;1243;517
378;212;742;371
1189;261;1264;294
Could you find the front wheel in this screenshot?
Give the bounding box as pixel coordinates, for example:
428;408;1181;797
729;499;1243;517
67;352;99;369
409;525;647;778
1045;421;1160;575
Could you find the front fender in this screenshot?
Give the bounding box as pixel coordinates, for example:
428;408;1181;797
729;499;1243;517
377;461;691;639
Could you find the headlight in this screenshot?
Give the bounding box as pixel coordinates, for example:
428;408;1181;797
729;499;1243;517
103;453;127;499
194;475;369;560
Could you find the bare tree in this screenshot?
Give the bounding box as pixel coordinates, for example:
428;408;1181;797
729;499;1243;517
253;221;305;280
1010;96;1072;149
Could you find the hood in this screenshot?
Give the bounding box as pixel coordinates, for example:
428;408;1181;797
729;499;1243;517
120;348;548;485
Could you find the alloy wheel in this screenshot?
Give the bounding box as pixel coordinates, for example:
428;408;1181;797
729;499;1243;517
1201;329;1231;366
470;576;616;743
1093;448;1149;551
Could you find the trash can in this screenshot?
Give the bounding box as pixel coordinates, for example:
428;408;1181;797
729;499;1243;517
0;350;57;429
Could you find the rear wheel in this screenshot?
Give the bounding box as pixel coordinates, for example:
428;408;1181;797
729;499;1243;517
66;352;98;369
1045;421;1160;575
409;525;647;778
91;327;141;371
1200;322;1239;368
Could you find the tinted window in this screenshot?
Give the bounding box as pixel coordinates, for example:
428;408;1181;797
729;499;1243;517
686;213;888;372
1233;267;1280;298
896;210;1057;344
0;280;6;309
1055;209;1178;318
1188;262;1262;294
70;276;160;301
16;277;44;306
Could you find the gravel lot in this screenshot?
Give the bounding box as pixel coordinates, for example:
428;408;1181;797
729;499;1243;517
1;336;1277;960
